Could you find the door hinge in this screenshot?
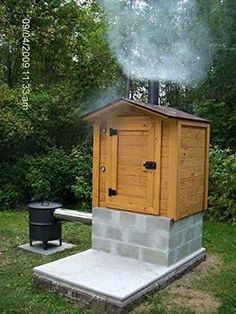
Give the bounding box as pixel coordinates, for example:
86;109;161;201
109;128;118;136
108;188;117;196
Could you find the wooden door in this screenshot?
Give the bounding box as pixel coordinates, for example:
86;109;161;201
106;116;160;215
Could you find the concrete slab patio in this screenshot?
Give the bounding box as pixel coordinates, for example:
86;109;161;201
33;248;206;311
19;241;75;256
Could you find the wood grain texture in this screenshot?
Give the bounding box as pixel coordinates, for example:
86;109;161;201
153;119;161;215
99;123;107;207
147;125;155;207
107;117;157;214
92;122;100;207
204;125;210;209
179;166;205;179
106;195;156;214
160;122;169;216
91;107;209;220
167;120;178;219
176;122;209;219
118;175;148;186
111;133;118;191
180;147;205;158
105;120;112;206
179;176;205;188
83;100;169;122
181;127;206;139
118;184;146;198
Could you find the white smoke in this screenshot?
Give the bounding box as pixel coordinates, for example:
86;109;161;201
86;85;123;110
98;0;213;84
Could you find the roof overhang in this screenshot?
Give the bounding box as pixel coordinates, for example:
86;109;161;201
82;98;209;124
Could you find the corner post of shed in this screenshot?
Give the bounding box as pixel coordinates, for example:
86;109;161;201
167;119;179;219
204;124;210;209
92;122;100;207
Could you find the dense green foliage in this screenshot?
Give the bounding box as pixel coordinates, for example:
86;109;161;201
0;146;92;209
25;147;92;204
162;0;236;149
0;0;122;210
207;147;236;222
0;1;235;220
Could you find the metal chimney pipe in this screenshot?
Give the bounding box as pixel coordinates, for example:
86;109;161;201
148;80;159;105
125;77;133;99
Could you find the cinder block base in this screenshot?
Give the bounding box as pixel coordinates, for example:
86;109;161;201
92;208;204;266
33;248;206;312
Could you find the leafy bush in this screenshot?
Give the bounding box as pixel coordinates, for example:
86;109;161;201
195;101;235;149
207;146;236;222
0;161;27;210
24;148;71;201
69;147;92;207
0;146;92;210
24;147;92;205
0;182;23;210
0;85;33;148
70;148;92;205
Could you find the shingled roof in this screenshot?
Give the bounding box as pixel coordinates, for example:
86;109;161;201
82;98;209;123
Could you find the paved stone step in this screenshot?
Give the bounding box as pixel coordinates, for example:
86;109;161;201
54;209;92;225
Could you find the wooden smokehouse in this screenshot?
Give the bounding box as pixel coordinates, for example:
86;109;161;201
33;97;211;311
83;98;210;220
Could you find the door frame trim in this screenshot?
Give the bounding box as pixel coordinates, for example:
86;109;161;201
105;116;161;215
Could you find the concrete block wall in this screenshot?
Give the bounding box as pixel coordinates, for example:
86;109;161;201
92;207;203;267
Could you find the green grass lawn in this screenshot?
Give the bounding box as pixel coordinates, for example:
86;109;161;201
0;211;235;314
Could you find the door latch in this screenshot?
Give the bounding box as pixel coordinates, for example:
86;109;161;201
143;161;156;170
109;128;118;136
108;188;117;196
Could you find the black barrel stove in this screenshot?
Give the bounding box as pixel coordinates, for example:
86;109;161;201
28;202;62;250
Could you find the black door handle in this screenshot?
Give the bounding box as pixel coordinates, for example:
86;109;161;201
143;161;156;169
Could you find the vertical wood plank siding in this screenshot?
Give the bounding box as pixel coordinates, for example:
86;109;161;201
92;122;100;207
167;120;178;219
98;122;107;206
160;121;169;216
92;104;209;220
176;123;208;219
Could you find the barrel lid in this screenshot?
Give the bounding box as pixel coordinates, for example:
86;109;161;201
28;202;62;210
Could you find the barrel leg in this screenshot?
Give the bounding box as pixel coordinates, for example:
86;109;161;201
59;238;62;246
30;238;33;246
43;241;48;250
